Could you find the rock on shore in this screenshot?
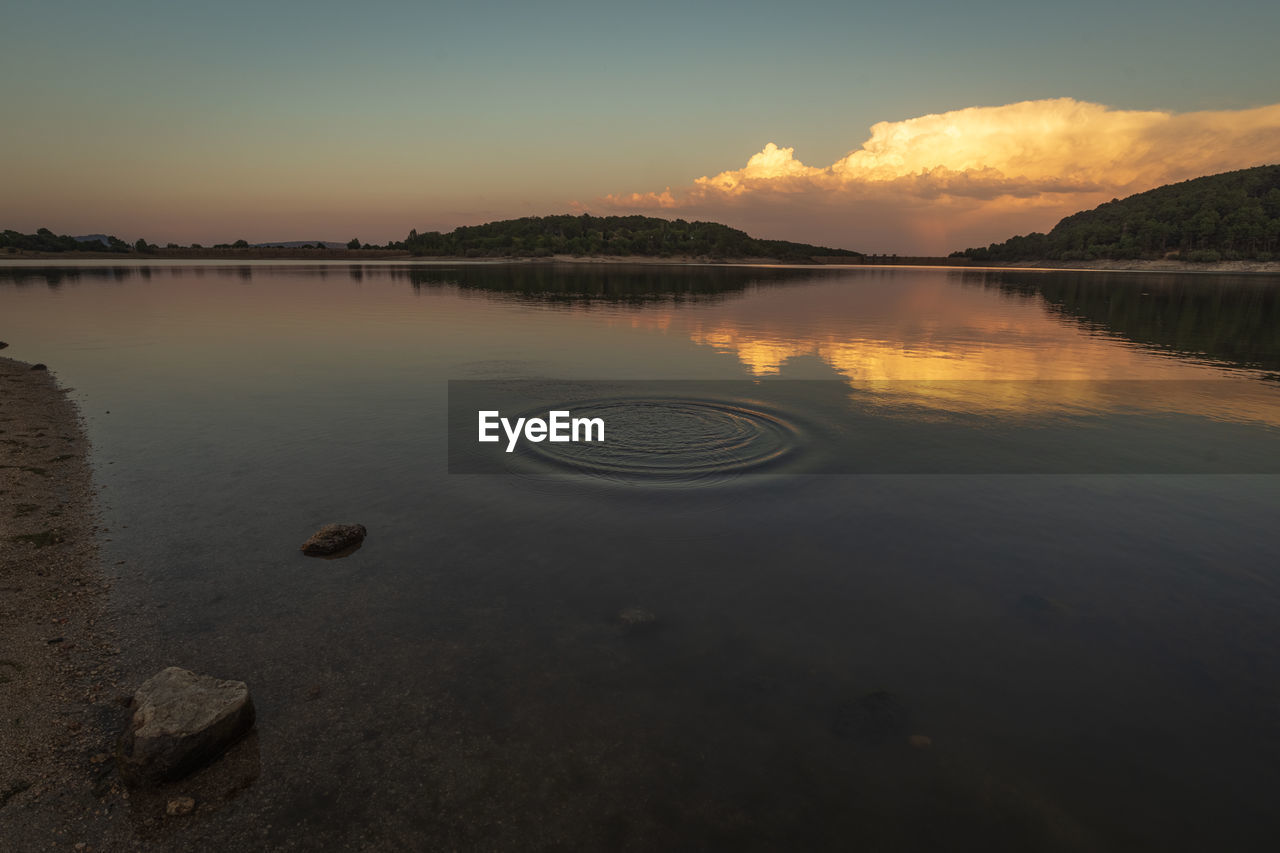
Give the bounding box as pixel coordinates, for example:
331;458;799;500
116;667;255;786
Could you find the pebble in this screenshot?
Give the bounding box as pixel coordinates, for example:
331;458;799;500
166;796;196;816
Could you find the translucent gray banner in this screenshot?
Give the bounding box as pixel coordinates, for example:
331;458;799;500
448;380;1280;476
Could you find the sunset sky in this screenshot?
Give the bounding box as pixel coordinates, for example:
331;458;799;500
3;0;1279;254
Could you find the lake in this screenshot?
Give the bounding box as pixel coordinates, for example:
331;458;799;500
4;262;1280;850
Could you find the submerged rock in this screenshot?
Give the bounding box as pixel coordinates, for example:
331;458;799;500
29;363;47;371
1015;593;1055;612
1014;592;1067;624
832;690;911;743
300;523;367;556
116;667;255;786
618;607;657;628
0;341;8;349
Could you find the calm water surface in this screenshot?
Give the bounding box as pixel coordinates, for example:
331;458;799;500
4;262;1280;850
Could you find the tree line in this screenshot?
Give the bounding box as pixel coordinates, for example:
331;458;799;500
1;229;134;253
0;230;342;253
5;213;860;261
954;165;1280;263
393;214;861;260
3;216;860;261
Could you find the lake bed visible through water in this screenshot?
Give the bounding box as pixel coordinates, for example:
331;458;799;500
4;262;1280;850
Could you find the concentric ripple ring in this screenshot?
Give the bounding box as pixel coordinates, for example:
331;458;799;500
516;397;802;482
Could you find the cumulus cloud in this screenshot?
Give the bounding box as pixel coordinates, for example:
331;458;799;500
586;98;1280;254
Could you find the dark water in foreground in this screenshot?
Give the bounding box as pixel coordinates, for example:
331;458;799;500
4;262;1280;850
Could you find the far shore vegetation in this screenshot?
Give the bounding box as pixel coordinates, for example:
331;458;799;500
1;215;864;263
955;164;1280;263
390;215;860;261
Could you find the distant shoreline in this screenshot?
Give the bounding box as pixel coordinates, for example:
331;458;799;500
1;249;1278;273
0;250;852;267
974;258;1280;274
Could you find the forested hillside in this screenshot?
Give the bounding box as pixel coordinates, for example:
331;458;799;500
955;165;1280;262
395;214;861;260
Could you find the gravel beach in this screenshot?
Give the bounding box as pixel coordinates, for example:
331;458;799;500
0;356;130;850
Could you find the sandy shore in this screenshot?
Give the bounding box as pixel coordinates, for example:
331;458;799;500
0;356;130;849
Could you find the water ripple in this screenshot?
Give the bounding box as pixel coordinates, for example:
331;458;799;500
516;397;803;484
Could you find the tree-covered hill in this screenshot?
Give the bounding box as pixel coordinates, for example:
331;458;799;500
4;216;862;261
394;214;862;261
2;228;132;253
954;165;1280;263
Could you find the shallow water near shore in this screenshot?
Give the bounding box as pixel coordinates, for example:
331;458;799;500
5;262;1280;850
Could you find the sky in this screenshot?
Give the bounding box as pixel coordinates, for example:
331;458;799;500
3;0;1279;254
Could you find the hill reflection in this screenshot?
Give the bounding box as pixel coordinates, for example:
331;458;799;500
968;270;1280;379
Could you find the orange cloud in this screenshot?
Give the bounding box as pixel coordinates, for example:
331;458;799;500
587;98;1280;254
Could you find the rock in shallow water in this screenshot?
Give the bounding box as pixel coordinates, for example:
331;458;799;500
300;523;367;556
116;667;255;786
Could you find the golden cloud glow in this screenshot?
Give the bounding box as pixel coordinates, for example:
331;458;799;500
591;98;1280;254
